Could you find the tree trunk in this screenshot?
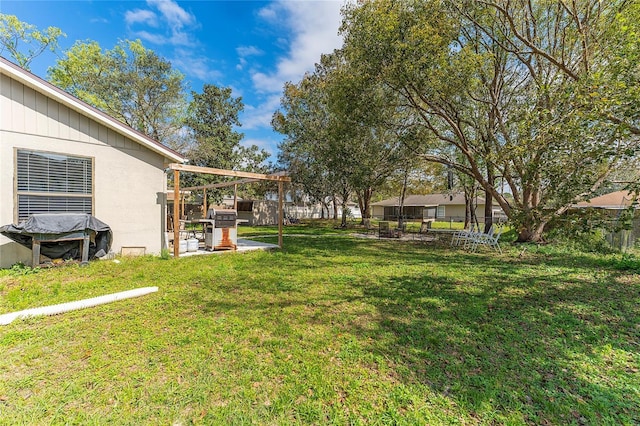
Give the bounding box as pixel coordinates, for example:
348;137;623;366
463;185;479;229
516;221;547;242
484;191;494;233
358;188;373;228
332;195;339;220
320;200;329;219
341;205;348;228
398;171;409;229
340;189;350;228
484;171;494;233
464;195;471;229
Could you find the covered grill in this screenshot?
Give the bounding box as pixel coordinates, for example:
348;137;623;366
0;213;112;266
204;208;237;250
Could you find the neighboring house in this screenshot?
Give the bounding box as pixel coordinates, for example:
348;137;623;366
573;190;640;211
371;193;502;222
0;56;185;267
572;190;640;251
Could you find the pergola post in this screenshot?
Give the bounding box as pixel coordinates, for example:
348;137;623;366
173;170;180;258
233;184;238;210
168;163;290;251
202;188;207;217
181;191;185;219
278;181;284;248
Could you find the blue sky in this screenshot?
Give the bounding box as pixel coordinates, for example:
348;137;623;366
0;0;346;162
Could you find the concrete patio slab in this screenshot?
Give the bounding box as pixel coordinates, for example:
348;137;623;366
176;238;279;257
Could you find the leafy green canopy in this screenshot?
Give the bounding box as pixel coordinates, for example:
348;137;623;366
340;0;640;241
274;62;345;219
0;14;65;71
274;50;421;226
48;40;187;150
183;84;270;202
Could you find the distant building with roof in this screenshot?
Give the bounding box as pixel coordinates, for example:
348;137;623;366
371;193;504;222
573;190;640;210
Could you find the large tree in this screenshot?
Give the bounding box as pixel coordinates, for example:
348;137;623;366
274;64;346;223
183;84;270;202
326;50;422;227
0;14;65;71
185;84;247;171
274;51;416;228
340;0;640;241
48;39;187;150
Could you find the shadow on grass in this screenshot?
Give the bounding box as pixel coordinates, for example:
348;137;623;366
353;256;639;423
94;236;640;423
4;234;639;424
220;237;639;423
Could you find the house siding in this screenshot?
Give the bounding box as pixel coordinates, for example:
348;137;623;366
371;201;488;221
1;74;169;267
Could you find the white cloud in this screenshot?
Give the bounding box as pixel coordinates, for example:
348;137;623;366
131;30;168;45
171;48;222;82
124;9;158;27
251;1;344;94
237;45;263;58
236;45;263;70
257;6;278;22
242;94;282;130
148;0;196;31
124;0;197;47
123;0;221;82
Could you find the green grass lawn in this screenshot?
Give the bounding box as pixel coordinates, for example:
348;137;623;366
0;232;638;424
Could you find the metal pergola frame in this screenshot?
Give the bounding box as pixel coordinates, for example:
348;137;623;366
169;163;291;258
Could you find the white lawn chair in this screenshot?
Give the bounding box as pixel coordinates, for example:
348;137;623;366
452;223;477;247
464;225;489;250
470;225;503;253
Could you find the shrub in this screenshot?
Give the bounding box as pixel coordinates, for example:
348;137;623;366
9;262;40;276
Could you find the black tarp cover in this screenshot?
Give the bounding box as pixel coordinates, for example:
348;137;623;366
0;213;112;261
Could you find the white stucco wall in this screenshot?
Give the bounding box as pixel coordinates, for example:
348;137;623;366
1;74;169;267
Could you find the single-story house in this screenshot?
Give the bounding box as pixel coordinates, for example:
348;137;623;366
371;193;503;222
0;56;186;267
573;190;640;211
572;190;640;250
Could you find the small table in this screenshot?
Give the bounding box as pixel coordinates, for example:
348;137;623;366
32;232;90;266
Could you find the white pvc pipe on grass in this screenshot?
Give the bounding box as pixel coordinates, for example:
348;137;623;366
0;286;158;325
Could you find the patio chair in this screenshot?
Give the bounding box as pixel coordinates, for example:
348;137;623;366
284;214;300;225
470;225;503;253
452;223;477;247
464;226;488;250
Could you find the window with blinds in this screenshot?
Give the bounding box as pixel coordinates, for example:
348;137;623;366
16;150;93;221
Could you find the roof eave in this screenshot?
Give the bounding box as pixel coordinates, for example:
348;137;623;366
0;57;186;164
